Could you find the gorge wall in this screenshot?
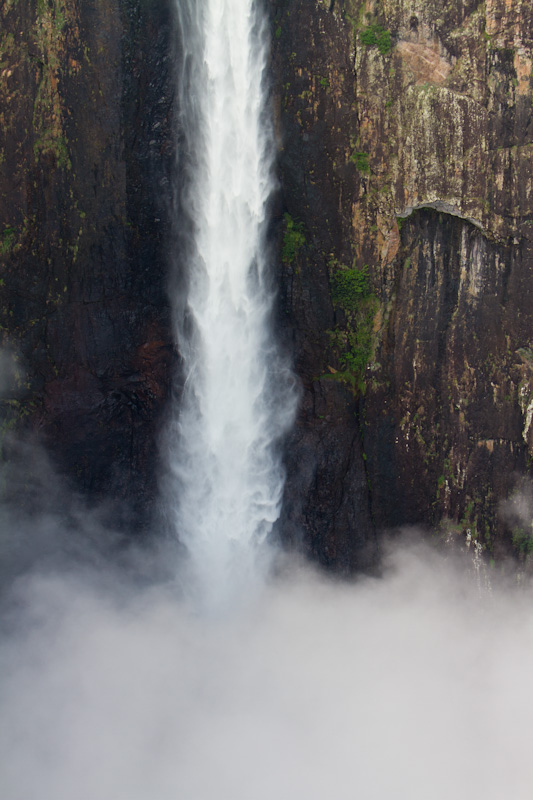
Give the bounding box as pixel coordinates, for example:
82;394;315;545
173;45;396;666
0;0;174;528
1;0;533;568
273;0;533;568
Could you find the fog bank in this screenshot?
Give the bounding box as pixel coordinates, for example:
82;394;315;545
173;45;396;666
1;535;532;800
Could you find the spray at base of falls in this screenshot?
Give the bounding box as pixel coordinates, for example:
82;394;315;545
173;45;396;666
166;0;296;608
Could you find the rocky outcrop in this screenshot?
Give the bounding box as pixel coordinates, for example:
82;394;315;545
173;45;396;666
273;0;533;565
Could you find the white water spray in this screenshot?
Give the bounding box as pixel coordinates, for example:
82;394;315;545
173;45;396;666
168;0;295;606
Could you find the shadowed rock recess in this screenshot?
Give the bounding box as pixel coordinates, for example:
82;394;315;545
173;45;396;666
1;0;533;567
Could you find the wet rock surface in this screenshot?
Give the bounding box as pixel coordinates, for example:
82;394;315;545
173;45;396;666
0;0;175;529
273;0;533;565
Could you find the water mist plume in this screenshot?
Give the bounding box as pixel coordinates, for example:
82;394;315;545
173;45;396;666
2;541;533;800
166;0;296;608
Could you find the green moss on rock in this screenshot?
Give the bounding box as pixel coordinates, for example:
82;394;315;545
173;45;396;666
328;263;378;391
282;213;306;265
360;23;392;56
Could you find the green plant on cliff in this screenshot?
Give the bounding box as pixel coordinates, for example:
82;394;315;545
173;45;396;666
282;213;305;265
350;150;370;174
328;263;378;391
1;227;15;256
359;22;391;56
330;303;377;382
331;263;370;308
512;528;533;558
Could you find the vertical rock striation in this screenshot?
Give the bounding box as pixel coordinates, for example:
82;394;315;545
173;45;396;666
273;0;533;564
0;0;174;526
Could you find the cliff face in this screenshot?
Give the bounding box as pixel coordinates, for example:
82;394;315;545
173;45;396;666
271;3;378;570
0;0;174;525
273;0;533;565
2;0;533;567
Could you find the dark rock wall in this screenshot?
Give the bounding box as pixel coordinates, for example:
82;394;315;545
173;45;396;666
273;0;533;565
272;2;377;570
0;0;174;526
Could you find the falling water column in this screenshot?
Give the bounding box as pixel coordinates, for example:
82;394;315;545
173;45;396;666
168;0;295;607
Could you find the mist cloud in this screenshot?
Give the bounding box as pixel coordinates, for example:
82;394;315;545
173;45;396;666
1;532;532;800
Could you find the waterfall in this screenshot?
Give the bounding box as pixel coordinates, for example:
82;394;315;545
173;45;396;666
168;0;295;607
